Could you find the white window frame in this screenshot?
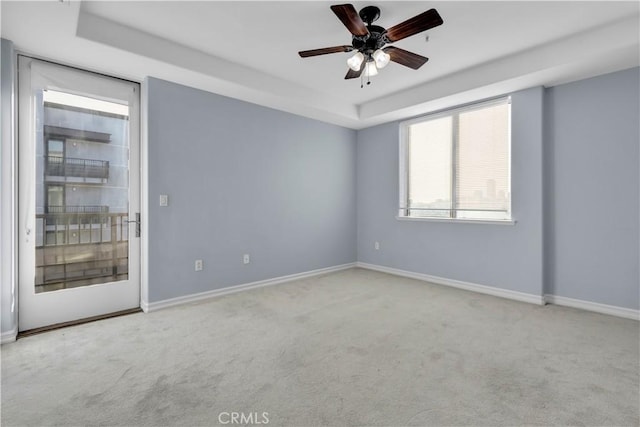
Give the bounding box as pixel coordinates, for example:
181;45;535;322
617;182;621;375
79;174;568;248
398;97;515;225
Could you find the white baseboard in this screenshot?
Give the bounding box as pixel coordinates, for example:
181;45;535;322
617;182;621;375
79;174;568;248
355;262;638;320
356;262;545;306
142;262;357;312
544;294;639;321
1;326;17;344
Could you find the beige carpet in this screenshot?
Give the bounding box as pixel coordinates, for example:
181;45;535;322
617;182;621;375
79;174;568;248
1;268;638;426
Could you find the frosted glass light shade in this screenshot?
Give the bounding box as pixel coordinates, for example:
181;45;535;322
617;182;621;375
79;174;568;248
347;52;365;71
373;49;390;68
364;61;378;76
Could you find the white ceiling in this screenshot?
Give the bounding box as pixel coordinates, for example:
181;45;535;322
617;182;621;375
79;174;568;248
2;1;639;129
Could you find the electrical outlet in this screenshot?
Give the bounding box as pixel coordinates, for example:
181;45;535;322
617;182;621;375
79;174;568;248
194;259;203;271
159;194;169;207
243;254;250;265
374;241;380;250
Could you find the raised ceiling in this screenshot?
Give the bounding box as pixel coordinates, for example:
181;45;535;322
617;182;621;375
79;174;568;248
2;1;639;129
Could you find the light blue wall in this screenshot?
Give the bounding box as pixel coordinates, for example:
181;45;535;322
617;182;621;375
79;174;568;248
545;67;639;309
1;38;16;337
357;88;545;297
1;42;637;325
356;69;639;310
147;77;357;303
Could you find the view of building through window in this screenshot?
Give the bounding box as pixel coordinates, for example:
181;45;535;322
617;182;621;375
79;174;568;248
401;99;511;220
34;90;131;292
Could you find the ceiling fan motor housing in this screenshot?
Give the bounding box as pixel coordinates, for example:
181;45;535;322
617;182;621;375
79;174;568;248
352;25;387;56
353;6;386;58
359;6;381;25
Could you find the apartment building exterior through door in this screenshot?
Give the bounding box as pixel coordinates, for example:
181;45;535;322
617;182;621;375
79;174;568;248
18;57;141;331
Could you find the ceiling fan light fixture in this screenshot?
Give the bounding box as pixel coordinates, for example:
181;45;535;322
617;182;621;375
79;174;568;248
298;4;443;85
364;61;378;77
372;49;390;69
347;52;365;71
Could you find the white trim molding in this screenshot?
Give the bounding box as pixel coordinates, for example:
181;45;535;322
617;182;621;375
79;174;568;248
545;294;639;321
357;262;545;306
139;78;149;313
395;216;516;226
1;327;18;344
355;262;638;320
1;41;18;347
141;263;356;312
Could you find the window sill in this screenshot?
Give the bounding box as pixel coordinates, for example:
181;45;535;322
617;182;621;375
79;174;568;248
396;216;516;225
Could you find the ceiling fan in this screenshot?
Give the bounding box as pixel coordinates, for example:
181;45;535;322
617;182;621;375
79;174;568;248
298;4;444;84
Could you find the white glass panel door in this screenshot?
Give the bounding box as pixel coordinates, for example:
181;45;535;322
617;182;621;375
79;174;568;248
18;57;140;331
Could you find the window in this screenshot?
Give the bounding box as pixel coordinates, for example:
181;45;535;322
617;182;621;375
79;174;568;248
47;139;64;158
399;97;511;222
46;184;64;211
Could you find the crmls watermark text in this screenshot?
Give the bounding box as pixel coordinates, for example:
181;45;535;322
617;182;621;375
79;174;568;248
218;412;269;425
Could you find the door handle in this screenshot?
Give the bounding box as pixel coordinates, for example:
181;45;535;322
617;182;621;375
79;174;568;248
126;212;140;237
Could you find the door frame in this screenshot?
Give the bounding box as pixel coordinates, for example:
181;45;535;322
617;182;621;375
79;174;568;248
10;53;150;334
1;42;19;343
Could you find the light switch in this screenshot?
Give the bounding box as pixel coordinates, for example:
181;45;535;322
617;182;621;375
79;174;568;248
159;194;169;207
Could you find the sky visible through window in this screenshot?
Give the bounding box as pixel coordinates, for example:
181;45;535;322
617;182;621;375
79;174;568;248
43;90;129;117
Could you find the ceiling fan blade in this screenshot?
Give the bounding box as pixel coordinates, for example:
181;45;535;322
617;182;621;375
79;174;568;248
298;45;354;58
331;4;369;37
385;8;443;42
384;46;429;70
345;60;366;79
